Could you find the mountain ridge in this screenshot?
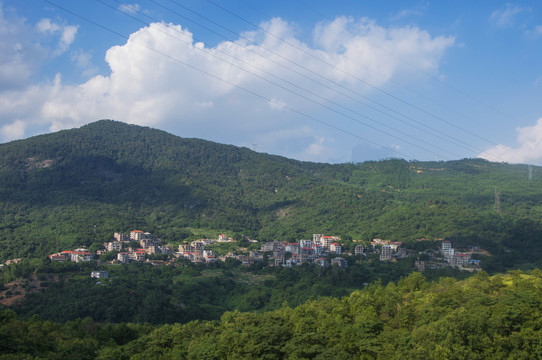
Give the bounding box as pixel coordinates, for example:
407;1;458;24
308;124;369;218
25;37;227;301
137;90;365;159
0;120;541;272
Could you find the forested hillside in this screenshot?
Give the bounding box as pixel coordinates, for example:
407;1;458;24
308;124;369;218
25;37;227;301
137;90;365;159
2;270;542;359
1;120;541;271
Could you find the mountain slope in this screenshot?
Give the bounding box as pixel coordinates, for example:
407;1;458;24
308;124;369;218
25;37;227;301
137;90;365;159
1;120;542;271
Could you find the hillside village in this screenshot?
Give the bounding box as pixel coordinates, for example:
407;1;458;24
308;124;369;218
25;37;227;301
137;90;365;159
44;230;483;274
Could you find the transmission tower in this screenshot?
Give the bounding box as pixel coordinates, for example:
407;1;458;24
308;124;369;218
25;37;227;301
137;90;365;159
494;187;501;214
529;165;533;181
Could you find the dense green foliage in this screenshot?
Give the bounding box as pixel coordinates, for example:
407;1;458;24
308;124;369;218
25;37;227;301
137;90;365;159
1;120;542;272
2;271;542;359
4;256;467;324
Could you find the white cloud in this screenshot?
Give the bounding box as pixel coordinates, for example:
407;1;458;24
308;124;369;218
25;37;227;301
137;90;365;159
0;16;454;162
389;2;428;22
479;118;542;165
390;9;423;21
268;97;286;110
490;4;525;28
313;17;454;85
36;18;61;33
118;4;142;15
0;120;26;142
57;25;78;54
36;18;78;56
0;6;47;90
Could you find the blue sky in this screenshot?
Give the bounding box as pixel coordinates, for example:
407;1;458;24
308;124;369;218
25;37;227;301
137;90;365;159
1;0;541;164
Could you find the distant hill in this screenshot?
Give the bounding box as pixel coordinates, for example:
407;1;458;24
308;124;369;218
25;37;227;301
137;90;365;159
1;120;542;271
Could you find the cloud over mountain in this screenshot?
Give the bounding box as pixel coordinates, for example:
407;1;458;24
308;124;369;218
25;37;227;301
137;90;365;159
0;9;454;161
479;118;542;165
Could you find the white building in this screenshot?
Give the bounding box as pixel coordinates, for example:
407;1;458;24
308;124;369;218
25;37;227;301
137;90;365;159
299;239;313;248
106;241;122;252
330;243;342;255
380;245;392;261
114;232;129;242
130;230;145;241
91;271;109;279
117;252;130;263
354;245;365;255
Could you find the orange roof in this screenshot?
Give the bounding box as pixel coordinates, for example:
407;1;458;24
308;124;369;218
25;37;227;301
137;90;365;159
131;230;143;233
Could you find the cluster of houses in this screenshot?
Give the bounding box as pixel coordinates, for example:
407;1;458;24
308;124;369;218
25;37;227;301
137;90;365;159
108;230;170;263
371;238;407;261
256;235;356;268
45;228;482;273
440;241;481;268
174;234;353;268
414;240;482;272
48;230;170;264
48;248;94;263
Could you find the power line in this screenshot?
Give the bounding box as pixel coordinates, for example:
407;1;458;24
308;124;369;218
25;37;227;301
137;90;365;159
143;0;496;158
291;0;516;134
99;0;468;160
42;0;414;161
44;0;506;163
204;0;498;147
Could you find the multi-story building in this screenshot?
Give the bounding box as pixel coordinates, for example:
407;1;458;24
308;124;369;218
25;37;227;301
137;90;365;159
105;241;122;252
313;244;324;255
380;245;392;261
330;243;342;255
70;249;94;263
415;260;425;272
285;243;299;254
178;244;193;254
130;250;145;262
320;236;334;249
48;253;67;262
130;230;145;241
114;232;129;242
299;239;313;249
354;245;365;255
117;252;130;263
313;234;323;245
261;242;281;252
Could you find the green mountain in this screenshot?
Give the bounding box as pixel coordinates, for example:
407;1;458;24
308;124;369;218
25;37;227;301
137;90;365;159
1;120;541;271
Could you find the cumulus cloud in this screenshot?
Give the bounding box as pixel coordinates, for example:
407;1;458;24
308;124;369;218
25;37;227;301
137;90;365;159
479;118;542;165
0;15;454;161
36;18;78;56
0;120;26;142
313;17;454;85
